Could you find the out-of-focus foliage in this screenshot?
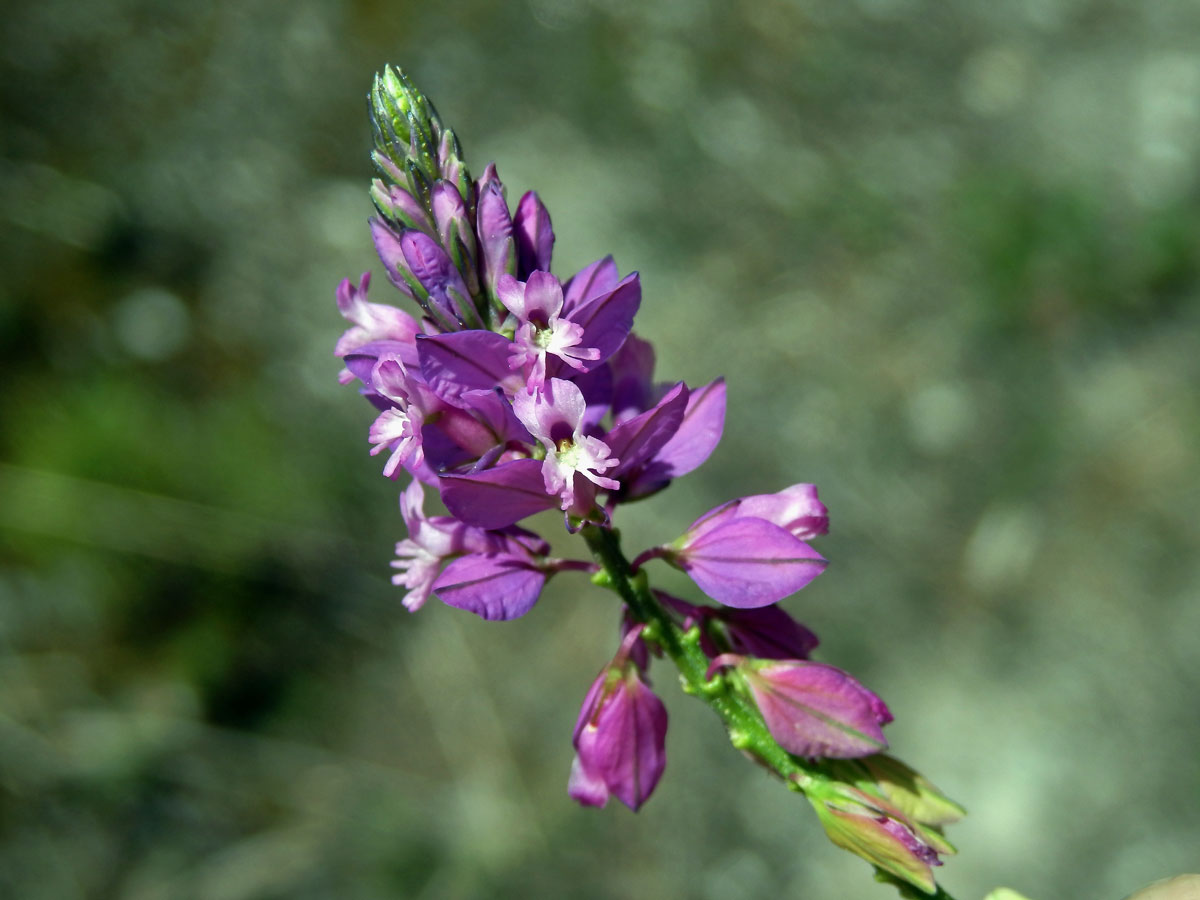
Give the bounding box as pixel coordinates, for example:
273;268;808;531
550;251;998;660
2;1;1199;898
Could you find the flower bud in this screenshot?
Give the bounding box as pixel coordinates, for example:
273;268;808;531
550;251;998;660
370;66;441;196
711;655;889;758
430;180;481;298
569;626;668;811
513;190;555;277
809;784;946;895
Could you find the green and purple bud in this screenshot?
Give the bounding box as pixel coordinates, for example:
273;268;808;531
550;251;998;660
709;654;890;758
369;66;444;205
807;779;951;895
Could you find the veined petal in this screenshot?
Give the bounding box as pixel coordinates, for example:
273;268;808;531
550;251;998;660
432;553;546;621
744;660;889;758
562;256;620;313
646;377;726;479
674;518;827;608
440;458;558;529
417;331;524;404
570;272;641;366
605;381;688;478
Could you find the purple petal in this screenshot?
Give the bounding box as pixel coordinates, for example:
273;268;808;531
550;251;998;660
608;334;657;422
718;605;820;660
439;458;558;529
417;332;524;404
477;177;515;293
372;180;431;233
343;339;421;386
511;378;588;446
432;553;546;621
735;483;829;540
568;754;610;808
521;270;564;324
400;230;475;327
430;181;470;251
651;378;726;478
574;677;668;811
570;272;641;365
514;191;555;276
675;518;827;608
605;381;689;478
370;218;418;299
562;256;620;313
747;661;888;758
572;363;614;433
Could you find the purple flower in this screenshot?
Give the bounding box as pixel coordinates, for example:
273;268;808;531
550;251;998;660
333;272;421;380
367;355;440;478
511;378;620;510
498;271;600;389
390;479;505;611
711;655;890;758
569;626;668;811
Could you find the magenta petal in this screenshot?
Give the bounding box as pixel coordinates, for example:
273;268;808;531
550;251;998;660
514;191;555;276
417;332;524;404
746;661;889;758
567;754;610;808
574;677;668;811
676;518;827;608
736;483;829;540
439;458;558;529
605;381;688;477
432;553;546;621
562;256;620;313
571;272;641;365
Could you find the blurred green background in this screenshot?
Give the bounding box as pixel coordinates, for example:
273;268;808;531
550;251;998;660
3;1;1199;897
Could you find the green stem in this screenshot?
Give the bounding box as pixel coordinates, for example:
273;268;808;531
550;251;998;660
579;524;959;900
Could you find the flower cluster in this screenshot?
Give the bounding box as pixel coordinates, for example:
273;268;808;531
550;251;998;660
332;68;961;896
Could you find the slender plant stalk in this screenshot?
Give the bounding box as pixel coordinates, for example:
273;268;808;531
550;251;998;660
581;524;960;900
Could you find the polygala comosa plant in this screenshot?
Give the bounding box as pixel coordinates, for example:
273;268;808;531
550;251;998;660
331;66;981;898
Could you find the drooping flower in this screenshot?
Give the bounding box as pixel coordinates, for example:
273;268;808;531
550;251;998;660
390;479;506;611
710;654;890;758
511;378;620;510
333;272;421;381
568;625;668;811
